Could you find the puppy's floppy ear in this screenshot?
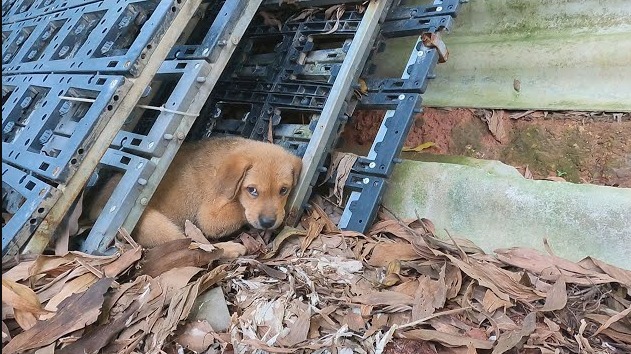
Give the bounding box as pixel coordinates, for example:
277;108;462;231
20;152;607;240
291;155;303;187
218;155;252;200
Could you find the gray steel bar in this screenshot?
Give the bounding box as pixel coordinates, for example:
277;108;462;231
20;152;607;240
23;0;204;255
116;0;262;246
285;0;393;224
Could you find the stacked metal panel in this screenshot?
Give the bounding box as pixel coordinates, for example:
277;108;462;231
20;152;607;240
340;0;463;232
190;0;393;227
189;0;465;231
2;0;465;259
2;0;261;258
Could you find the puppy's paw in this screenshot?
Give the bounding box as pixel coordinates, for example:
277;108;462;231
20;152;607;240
214;241;247;260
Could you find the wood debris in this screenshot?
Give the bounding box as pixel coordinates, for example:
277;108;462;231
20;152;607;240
2;198;630;353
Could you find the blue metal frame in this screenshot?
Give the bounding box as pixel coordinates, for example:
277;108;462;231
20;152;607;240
338;0;463;232
3;0;185;76
2;163;59;257
2;0;203;259
79;0;261;254
2;73;126;182
3;0;100;24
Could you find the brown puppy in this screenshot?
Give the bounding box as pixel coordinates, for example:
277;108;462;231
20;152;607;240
86;137;302;258
133;136;302;255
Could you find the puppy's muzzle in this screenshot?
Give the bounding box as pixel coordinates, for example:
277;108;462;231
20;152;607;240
259;216;276;229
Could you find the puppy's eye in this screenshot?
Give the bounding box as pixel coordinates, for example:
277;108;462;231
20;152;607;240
247;186;258;197
279;187;289;196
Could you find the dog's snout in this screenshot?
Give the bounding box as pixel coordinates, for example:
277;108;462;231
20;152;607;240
259;216;276;229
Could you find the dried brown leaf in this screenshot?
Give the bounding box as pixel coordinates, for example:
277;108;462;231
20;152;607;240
2;321;11;344
575;319;595;352
267;116;274;143
600;328;631;344
495;248;617;285
175;320;215;352
584;314;631;335
184;220;210;244
368;243;420;267
343;311;366;332
481;110;508;143
324;4;343;19
329;152;358;206
482;289;512;313
42;273;98;319
147;281;201;351
365;313;389;338
4;277;112;354
543;317;561;332
582;256;631;290
240;259;286;280
309;200;339;233
491;312;536;354
1;278;50;316
445;264;463;299
54;192;84;255
102;245;142;277
56;299;142;354
13;309;38;330
140;238;221;277
156;267;203;302
593;306;631;336
412;273;447;321
195;264;230;300
261;227;307;260
369;219;418;244
2;259;35;282
441;252;544;302
35;269;76;304
287;8;320;22
30;252;114;280
281;306;312;346
401;328;493;349
240;232;265;254
381;273;401;288
353;290;414;306
301;217;325;253
541;276;567;312
381;260;403;287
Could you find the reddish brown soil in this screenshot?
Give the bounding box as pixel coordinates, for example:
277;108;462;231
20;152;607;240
341;108;631;187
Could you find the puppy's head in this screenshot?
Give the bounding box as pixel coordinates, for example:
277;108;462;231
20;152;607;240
221;142;302;231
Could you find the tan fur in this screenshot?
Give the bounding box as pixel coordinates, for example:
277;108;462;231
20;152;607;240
101;137;302;257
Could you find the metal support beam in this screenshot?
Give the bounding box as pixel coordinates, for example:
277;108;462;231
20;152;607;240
285;0;393;225
23;0;204;255
114;0;262;252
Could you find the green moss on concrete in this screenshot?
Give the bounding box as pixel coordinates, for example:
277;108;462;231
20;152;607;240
399;153;524;178
502;125;548;174
383;0;631;111
383;159;631;269
501;125;588;183
450;118;488;156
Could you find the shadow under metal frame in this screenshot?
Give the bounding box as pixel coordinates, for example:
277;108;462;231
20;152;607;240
79;0;262;254
2;0;206;261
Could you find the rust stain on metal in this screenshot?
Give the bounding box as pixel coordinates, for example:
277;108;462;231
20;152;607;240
421;32;449;63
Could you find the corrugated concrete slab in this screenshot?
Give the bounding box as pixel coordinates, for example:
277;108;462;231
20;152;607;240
383;157;631;269
373;0;631;111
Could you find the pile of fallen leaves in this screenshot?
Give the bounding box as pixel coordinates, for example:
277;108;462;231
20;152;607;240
2;197;630;354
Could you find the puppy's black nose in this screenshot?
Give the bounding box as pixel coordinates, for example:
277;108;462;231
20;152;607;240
259;216;276;229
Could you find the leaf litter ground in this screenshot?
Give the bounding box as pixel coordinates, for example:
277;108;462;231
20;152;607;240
2;195;630;354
